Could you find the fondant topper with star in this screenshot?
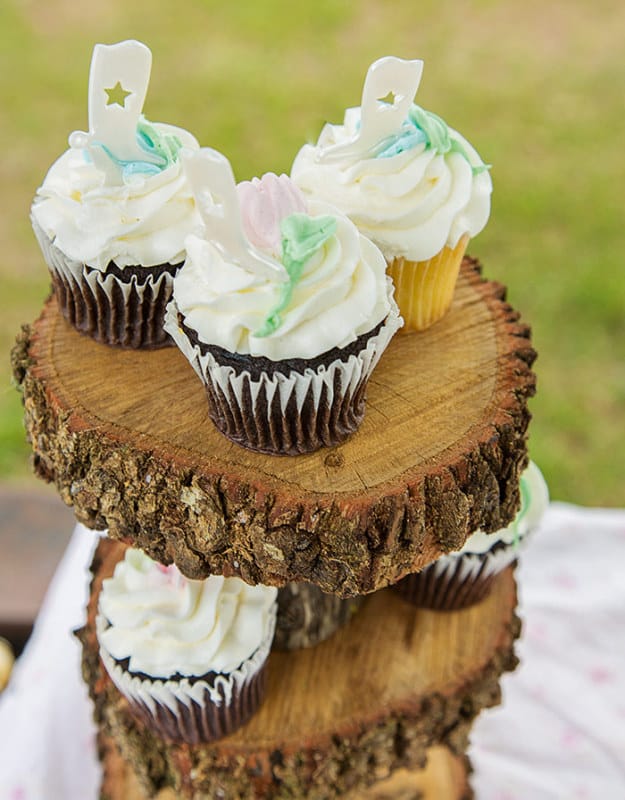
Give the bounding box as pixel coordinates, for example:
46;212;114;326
316;56;424;163
69;40;184;185
314;55;489;174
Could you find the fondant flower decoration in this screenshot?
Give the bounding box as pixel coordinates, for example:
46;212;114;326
182;149;338;337
181;148;288;283
237;173;308;258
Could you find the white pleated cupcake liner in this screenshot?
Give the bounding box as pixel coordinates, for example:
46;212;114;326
164;295;402;454
31;216;176;348
96;604;276;744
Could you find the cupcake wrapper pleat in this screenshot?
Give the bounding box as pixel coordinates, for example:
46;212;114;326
96;605;275;744
164;298;402;455
32;217;176;349
387;235;468;332
394;543;519;610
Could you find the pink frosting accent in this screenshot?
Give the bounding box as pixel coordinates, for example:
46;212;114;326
237;173;308;256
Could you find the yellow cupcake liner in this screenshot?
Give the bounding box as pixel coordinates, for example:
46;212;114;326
387;234;469;332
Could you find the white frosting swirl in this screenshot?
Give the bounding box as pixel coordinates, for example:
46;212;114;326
97;548;277;679
458;461;549;556
291;107;492;262
173;198;396;361
31;124;202;270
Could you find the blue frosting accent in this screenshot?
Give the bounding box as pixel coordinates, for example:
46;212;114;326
375;125;427;159
91;116;183;182
91;143;163;179
373;104;490;175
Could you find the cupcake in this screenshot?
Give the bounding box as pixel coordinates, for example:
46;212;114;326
164;147;402;455
274;582;364;651
30;40;201;348
395;461;549;610
291;56;492;332
96;547;277;744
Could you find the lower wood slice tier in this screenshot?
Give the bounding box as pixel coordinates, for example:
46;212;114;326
80;539;519;799
101;737;472;800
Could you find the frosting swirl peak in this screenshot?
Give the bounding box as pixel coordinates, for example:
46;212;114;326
98;548;278;679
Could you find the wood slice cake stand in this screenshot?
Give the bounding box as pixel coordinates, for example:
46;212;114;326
12;258;535;596
100;738;471;800
79;539;519;800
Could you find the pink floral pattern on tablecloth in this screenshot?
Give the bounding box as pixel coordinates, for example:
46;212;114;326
471;503;625;800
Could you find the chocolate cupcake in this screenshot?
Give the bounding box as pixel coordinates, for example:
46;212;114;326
395;461;549;610
96;548;277;744
165;149;402;455
30;40;201;348
274;582;364;651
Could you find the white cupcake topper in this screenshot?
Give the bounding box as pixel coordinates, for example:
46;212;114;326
69;40;159;183
182;148;288;282
317;56;424;163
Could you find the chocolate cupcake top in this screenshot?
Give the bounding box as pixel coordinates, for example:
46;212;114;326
458;461;549;556
170;149;398;361
291;56;492;262
97;548;277;679
31;40;201;270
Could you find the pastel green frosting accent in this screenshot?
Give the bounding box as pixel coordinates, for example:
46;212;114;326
254;213;337;338
92;115;183;181
375;104;491;175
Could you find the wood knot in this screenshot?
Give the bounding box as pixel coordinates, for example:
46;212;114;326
324;451;344;468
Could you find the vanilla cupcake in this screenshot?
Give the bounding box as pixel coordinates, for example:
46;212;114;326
395;461;549;610
31;40;201;348
96;548;277;744
164;148;402;455
291;56;492;332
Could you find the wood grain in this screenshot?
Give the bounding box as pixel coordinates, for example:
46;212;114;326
14;258;536;595
80;539;517;799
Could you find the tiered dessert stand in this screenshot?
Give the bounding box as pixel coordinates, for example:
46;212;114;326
12;258;535;799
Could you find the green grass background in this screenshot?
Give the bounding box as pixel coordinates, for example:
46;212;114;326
1;0;623;505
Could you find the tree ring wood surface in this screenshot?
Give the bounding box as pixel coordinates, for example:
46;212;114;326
81;538;517;799
14;258;536;596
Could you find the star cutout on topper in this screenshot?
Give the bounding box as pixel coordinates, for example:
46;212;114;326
378;90;398;106
105;81;132;108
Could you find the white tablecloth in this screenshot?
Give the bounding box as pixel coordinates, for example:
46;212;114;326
1;503;624;799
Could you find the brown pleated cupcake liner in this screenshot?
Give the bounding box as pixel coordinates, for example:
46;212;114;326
164;299;402;455
394;550;515;611
124;663;267;745
274;582;364;650
202;363;369;455
32;218;177;349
